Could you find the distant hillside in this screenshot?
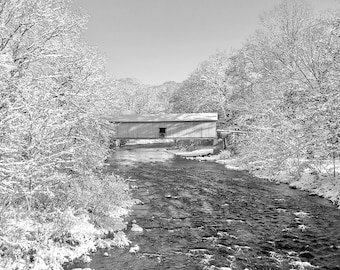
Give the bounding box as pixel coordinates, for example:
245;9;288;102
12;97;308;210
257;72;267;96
147;81;182;113
109;78;181;114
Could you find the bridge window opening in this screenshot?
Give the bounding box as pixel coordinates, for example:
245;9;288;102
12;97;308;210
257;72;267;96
159;128;166;138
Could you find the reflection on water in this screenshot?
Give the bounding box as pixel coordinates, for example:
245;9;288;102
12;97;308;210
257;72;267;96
108;147;176;167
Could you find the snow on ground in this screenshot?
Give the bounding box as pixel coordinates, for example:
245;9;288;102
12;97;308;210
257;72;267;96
179;151;340;209
173;150;246;171
173;148;215;157
289;171;340;208
258;159;340;209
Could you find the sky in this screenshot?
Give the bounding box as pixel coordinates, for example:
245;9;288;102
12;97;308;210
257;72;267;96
72;0;339;85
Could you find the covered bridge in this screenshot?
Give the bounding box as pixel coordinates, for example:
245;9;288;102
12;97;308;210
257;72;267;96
108;113;218;139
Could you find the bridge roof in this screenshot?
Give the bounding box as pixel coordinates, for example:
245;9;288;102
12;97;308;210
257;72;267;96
108;113;218;123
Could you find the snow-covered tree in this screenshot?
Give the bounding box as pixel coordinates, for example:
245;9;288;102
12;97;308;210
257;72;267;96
0;1;132;268
230;0;340;178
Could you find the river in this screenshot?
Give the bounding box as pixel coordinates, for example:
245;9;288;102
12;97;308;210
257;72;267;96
72;145;340;270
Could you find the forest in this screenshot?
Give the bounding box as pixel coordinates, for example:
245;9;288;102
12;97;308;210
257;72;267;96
0;0;340;269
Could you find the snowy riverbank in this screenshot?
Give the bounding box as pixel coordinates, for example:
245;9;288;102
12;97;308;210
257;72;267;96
177;152;340;209
285;171;340;209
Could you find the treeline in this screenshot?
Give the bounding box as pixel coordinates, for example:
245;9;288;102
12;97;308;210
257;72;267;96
171;0;340;179
0;1;133;269
106;78;179;115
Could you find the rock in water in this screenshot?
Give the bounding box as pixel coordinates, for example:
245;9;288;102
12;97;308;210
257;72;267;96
131;224;143;232
129;244;140;253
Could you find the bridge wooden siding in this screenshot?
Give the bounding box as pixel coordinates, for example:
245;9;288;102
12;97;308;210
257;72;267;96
108;113;218;139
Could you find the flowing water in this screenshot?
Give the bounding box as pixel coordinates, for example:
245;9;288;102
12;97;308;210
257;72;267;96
71;145;340;270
